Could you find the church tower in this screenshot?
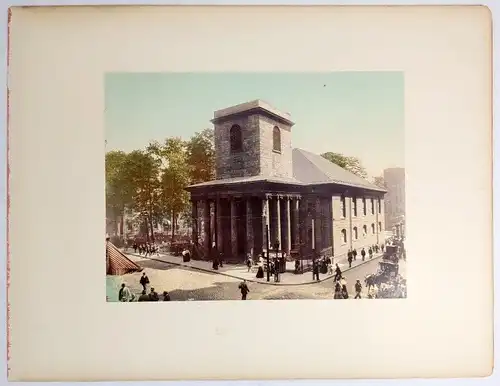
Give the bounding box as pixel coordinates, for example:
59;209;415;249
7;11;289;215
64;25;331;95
211;100;295;180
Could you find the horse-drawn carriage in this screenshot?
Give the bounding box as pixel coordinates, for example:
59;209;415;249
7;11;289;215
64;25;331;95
384;245;400;263
365;259;400;290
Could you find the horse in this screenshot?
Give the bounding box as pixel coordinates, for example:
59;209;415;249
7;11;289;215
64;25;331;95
365;273;385;290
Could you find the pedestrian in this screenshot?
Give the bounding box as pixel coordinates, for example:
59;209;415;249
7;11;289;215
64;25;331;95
140;272;150;291
327;260;333;275
162;291;171;301
381;244;385;252
219;252;224;268
238;280;250;300
334;282;343;299
149;287;159;301
347;252;353;268
341;284;349;299
334;263;342;282
361;248;366;261
138;290;150;302
294;259;300;274
313;260;320;281
118;283;134;302
353;248;357;261
354;279;362;299
133;243;138;254
246;256;252;272
369;247;373;259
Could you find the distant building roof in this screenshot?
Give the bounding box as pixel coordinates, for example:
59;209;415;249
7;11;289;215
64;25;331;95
187;148;385;192
106;241;143;276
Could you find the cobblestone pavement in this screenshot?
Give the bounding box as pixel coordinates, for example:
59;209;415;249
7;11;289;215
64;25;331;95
107;256;407;301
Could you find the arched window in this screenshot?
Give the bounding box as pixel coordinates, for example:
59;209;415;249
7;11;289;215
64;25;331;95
363;225;367;236
371;198;375;214
371;223;375;234
230;124;242;152
353;226;358;240
273;126;281;152
341;229;347;243
378;222;382;231
340;195;346;218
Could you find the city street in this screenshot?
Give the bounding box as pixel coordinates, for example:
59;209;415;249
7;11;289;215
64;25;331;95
107;254;407;301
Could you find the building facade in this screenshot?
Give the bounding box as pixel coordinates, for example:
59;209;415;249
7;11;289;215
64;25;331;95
383;167;406;234
186;100;386;263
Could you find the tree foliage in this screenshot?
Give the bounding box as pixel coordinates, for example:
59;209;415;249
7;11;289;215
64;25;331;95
320;152;368;179
372;176;386;188
185;128;215;184
106;130;216;241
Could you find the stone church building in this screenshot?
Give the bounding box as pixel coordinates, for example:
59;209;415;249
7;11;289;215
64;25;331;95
185;100;386;263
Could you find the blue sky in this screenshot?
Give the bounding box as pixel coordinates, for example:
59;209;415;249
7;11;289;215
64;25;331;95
105;72;404;178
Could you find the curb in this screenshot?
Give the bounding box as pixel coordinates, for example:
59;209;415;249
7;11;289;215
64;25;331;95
126;252;384;287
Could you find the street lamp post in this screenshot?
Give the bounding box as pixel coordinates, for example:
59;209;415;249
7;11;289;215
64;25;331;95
274;239;280;282
265;224;270;282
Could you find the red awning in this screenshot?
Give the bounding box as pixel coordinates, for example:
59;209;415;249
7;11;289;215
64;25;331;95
106;241;143;276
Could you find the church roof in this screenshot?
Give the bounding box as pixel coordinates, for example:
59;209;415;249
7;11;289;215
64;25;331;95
188;174;304;188
292;148;386;192
212;100;294;126
187;148;385;192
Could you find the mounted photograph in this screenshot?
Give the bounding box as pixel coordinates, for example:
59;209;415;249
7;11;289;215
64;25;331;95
105;72;406;302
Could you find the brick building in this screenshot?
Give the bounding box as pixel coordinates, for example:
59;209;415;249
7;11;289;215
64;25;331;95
185;100;386;263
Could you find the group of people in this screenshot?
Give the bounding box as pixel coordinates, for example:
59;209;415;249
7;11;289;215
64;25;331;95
346;244;385;267
133;243;161;257
333;277;364;299
116;272;171;302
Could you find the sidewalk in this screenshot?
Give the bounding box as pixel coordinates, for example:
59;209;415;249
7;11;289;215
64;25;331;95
123;249;384;286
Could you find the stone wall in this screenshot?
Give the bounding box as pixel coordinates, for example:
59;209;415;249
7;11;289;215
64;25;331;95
331;194;385;260
214;114;261;179
258;115;293;178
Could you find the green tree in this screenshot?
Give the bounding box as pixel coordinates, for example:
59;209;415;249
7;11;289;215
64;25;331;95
123;150;163;242
320;152;368;179
372;176;386;188
105;150;133;237
185;128;216;184
148;138;191;242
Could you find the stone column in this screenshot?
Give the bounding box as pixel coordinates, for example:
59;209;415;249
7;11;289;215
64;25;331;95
275;196;281;250
230;198;238;258
298;196;308;257
191;200;198;245
216;197;223;252
246;197;254;257
314;197;321;256
263;196;270;251
281;197;291;253
203;200;211;253
291;198;300;250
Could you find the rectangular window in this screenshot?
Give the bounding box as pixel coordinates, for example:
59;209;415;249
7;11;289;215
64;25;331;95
371;198;375;215
362;198;367;216
378;198;382;213
353;197;358;217
341;196;346;218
